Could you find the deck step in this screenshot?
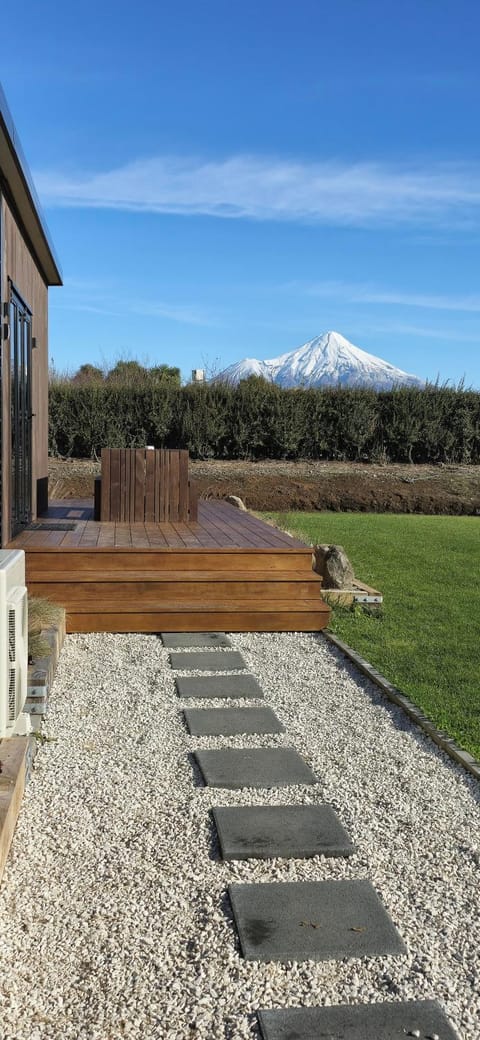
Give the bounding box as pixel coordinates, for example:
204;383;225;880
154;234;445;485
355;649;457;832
27;569;322;584
27;549;328;634
65;609;329;633
25;549;315;577
30;581;322;612
29;588;325;612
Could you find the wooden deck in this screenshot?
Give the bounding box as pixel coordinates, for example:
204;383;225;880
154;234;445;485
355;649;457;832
9;499;330;634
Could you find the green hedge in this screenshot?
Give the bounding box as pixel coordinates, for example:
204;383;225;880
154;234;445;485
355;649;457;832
48;379;480;463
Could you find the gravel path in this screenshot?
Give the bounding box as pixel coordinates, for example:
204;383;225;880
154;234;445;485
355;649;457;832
0;631;478;1039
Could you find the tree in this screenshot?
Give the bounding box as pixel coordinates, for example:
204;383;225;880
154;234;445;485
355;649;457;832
71;363;104;386
106;360;148;387
149;364;181;386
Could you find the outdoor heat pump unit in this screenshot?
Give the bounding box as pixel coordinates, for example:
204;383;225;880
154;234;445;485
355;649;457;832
0;550;30;738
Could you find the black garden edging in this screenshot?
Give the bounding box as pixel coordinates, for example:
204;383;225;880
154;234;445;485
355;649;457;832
324;631;480;782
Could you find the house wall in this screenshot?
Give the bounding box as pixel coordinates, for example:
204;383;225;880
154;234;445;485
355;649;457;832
1;192;49;546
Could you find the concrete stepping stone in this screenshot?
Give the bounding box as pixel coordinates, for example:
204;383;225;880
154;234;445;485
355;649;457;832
169;650;247;671
257;999;460;1039
194;748;317;789
184;706;285;736
176;674;263;700
212;805;354;860
228;879;406;962
161;632;232;648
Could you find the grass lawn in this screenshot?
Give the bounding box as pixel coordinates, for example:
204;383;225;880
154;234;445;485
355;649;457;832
265;512;480;761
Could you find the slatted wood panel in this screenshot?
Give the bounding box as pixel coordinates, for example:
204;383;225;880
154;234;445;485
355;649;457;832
99;448;197;523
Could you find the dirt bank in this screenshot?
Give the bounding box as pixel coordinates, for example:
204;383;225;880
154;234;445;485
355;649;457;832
48;458;480;515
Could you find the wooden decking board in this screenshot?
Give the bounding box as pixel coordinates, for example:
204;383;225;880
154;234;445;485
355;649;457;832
114;525;132;548
157;523;187;548
143;522;169;547
204;500;279;543
170;521;204;549
97;522;116;547
60;520;90;547
198;504;263;549
79;521;101;547
202;499;282;540
194;510;238;547
202;500;265;542
207;501;299;549
130;524;151;549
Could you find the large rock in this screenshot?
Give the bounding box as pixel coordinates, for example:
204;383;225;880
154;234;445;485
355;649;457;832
313;544;355;589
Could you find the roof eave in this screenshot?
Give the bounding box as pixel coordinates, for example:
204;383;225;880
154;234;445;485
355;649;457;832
0;84;62;286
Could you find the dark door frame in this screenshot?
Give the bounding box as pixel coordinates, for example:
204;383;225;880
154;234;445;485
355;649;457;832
9;280;33;537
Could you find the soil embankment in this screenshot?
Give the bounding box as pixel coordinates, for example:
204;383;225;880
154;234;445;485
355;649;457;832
48;458;480;515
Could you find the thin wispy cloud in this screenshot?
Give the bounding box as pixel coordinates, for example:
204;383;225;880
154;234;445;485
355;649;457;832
52;281;217;327
35;155;480;228
304;279;480;313
129;299;218;327
365;322;480;343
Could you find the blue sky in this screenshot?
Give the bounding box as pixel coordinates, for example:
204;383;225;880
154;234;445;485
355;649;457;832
3;0;480;386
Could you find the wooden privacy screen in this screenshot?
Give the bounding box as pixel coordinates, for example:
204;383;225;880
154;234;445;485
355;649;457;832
99;448;198;523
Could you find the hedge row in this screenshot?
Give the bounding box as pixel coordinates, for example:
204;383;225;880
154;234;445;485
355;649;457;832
48;380;480;463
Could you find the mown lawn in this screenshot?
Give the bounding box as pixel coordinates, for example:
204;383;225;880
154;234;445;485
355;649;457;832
265;512;480;760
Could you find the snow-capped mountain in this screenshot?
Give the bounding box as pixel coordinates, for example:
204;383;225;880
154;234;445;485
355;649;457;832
217;331;423;390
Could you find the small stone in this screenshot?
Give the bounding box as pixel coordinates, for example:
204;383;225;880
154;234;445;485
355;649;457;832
225;494;247;510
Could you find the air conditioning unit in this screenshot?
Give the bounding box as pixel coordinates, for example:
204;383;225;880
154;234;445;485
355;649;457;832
0;550;30;738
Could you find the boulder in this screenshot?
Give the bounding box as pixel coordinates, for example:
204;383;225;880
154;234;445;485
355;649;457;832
313;544;355;589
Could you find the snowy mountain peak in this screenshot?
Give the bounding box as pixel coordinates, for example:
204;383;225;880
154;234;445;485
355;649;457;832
217;331;423;390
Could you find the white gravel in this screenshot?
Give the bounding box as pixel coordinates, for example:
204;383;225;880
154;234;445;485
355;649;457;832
0;630;478;1040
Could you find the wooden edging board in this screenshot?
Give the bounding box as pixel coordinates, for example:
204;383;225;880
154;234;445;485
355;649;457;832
0;611;67;884
26;610;67;727
324;631;480;782
0;737;32;885
321;579;383;608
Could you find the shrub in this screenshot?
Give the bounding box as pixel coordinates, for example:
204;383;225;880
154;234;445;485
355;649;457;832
48;381;480;463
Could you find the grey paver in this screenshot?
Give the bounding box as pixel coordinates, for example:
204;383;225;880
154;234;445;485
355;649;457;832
194;748;317;789
184;706;284;736
161;632;232;648
175;674;264;700
212;805;354;860
257;999;460;1039
170;650;247;672
228;879;406;962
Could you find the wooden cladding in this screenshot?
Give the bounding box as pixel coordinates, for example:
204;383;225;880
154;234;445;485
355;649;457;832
1;196;49;544
99;448;198;523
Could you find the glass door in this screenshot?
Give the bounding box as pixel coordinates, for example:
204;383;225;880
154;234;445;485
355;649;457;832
10;285;33;536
